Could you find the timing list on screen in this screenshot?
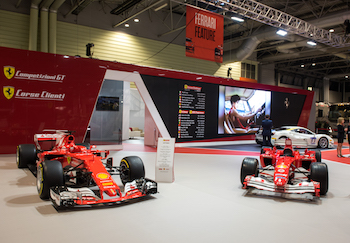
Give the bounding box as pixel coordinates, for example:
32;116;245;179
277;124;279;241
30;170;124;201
178;85;206;139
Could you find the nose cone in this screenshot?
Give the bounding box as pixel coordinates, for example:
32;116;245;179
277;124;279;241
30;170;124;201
274;166;288;187
274;176;287;186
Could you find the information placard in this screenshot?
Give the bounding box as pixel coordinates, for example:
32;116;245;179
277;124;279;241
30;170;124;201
178;84;206;139
155;138;175;183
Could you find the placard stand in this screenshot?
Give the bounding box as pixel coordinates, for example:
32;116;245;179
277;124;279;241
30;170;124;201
155;138;175;183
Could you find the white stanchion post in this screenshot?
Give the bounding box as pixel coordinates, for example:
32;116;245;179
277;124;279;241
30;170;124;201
155;138;175;183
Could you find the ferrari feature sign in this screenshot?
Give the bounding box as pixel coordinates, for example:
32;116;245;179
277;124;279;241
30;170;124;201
186;6;224;63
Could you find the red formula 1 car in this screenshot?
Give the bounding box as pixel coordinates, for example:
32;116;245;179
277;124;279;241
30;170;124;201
16;130;157;208
240;139;328;198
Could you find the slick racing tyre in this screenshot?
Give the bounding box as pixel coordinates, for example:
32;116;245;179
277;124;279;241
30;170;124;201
310;162;328;195
314;149;322;162
17;144;37;168
318;137;328;149
37;160;64;200
240;157;259;185
120;156;145;185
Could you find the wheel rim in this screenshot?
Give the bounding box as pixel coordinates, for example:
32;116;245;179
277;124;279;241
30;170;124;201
319;138;328;148
119;161;129;184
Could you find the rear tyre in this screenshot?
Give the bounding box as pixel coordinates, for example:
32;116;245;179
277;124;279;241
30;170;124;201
310;162;328;195
240;157;259;185
318;137;328;149
37;160;64;199
314;149;322;162
120;156;145;185
17;144;37;168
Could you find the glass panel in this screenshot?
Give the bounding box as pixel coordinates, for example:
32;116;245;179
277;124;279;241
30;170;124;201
251;65;256;79
241;63;245;77
89;79;123;145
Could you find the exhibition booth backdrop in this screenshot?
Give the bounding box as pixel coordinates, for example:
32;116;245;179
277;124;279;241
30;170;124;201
0;46;314;154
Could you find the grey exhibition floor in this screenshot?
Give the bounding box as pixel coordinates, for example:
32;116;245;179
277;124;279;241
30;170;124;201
1;147;350;243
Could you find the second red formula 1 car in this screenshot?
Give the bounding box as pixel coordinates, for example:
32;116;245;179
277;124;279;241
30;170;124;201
240;138;328;198
16;130;157;208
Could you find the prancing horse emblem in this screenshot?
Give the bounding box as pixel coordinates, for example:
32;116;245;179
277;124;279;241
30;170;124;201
3;86;14;99
3;66;15;79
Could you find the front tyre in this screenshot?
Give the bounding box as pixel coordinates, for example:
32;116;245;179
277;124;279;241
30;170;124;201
310;162;328;195
240;157;259;185
37;160;64;199
120;156;145;185
17;144;36;168
318;137;329;149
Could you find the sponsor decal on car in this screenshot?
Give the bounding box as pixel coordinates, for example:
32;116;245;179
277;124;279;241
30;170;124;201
276;164;287;169
96;173;109;179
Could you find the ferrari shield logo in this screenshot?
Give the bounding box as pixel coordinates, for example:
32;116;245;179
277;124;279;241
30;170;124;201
3;86;14;99
3;66;15;79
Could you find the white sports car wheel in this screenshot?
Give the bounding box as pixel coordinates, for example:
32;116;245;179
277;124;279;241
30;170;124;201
318;137;328;149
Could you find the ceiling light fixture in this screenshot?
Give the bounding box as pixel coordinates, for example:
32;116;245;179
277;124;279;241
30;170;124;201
231;17;244;22
312;63;316;66
301;64;305;68
276;30;287;36
329;29;335;33
125;23;130;27
134;18;139;22
307;41;317;46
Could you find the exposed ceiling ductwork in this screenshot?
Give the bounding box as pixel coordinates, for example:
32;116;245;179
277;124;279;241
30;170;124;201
28;0;66;53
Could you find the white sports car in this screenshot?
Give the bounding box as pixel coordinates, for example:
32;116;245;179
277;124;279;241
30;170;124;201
255;126;334;149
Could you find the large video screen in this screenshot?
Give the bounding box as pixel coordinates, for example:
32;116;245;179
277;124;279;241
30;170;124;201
218;86;271;134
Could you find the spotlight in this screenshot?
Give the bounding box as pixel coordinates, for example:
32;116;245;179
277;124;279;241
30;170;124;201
307;41;317;46
231;17;244;22
276;30;287;36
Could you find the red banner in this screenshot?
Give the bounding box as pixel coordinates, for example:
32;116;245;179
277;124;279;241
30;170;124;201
186;6;224;63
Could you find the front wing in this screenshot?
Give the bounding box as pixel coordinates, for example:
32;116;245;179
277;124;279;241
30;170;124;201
243;176;320;197
50;178;157;208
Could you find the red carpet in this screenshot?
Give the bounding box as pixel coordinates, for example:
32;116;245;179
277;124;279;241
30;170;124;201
321;144;350;165
122;141;349;165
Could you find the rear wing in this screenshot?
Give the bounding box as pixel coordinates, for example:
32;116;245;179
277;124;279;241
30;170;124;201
274;138;309;148
34;130;69;149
